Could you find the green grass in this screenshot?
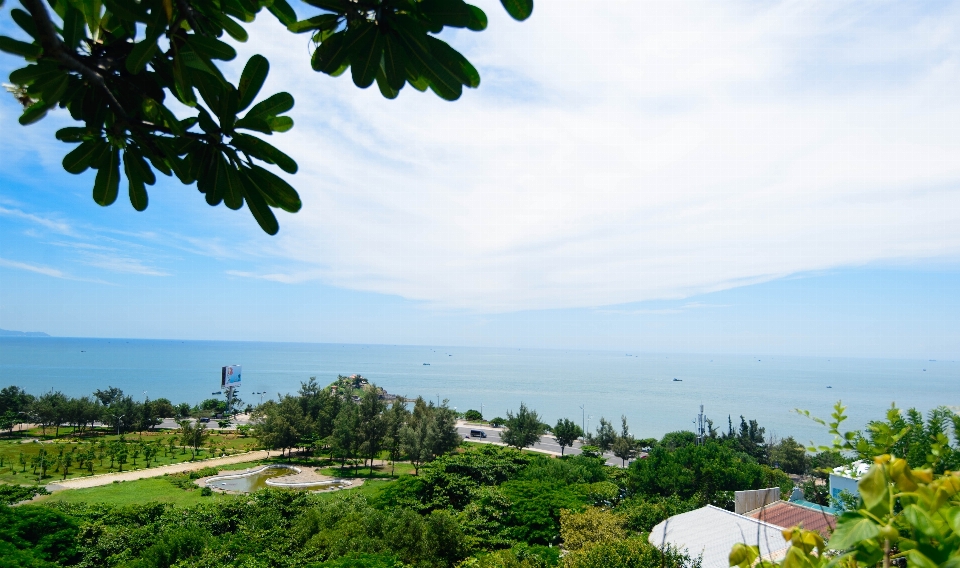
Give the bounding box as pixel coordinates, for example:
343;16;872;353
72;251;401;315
35;477;238;507
315;461;416;479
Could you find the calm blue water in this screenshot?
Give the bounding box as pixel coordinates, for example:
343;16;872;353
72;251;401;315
1;337;956;445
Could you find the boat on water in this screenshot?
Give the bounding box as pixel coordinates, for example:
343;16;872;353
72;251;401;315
423;363;430;365
673;378;682;382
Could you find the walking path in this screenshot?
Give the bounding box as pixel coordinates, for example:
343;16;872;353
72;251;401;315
45;450;272;491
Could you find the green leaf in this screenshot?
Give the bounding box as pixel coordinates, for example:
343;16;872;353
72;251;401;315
266;116;293;132
857;464;888;512
9;62;60;85
221;160;245;210
102;0;146;22
382;34;407;90
238;54;269;111
245;92;294;120
18;100;51;125
185;35;237;61
126;34;160;74
0;36;42;58
248;165;301;213
905;550;940;568
902;505;939;538
349;25;383;89
56;127;90;143
301;0;351;12
234;116;274;135
198;154;224;206
62;5;86;49
419;0;476;29
10;9;39;40
267;0;297;26
123;153;149;211
466;5;487;31
375;67;399;99
311;30;349;74
500;0;533;21
232;133;298;174
62;139;106;174
216;12;249;42
289;13;340;33
124;147;156;185
239;170;279;235
827;513;881;551
93;148;121;206
426;36;479;88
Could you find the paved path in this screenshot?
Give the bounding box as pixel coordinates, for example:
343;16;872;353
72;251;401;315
45;450;272;491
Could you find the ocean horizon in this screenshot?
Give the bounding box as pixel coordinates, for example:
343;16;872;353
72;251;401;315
2;336;956;446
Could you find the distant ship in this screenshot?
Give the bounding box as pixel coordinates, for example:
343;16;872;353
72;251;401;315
827;386;832;388
423;363;430;365
673;378;682;382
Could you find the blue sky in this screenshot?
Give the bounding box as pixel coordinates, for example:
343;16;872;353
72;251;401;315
2;1;960;359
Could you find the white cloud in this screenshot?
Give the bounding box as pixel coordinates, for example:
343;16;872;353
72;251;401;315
218;2;960;311
0;206;74;235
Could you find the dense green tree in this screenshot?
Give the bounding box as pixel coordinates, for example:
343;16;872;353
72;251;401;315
0;386;35;416
501;403;547;451
0;504;80;565
384;399;409;476
611;415;637;466
30;390;68;436
768;436;807;474
357;388;388;473
590;417;617;452
0;0;533;233
627;439;771;507
464;409;483;421
552;418;583;456
332;400;360;469
252;395;310;455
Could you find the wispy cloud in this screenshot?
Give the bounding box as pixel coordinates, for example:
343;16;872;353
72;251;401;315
210;1;960;312
0;206;73;235
0;256;115;284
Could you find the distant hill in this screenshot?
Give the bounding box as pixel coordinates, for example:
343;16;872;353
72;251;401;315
0;328;50;337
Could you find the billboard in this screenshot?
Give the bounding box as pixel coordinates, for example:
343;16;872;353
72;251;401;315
221;365;242;387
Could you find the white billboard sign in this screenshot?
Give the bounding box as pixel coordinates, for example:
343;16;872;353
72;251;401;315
221;365;242;387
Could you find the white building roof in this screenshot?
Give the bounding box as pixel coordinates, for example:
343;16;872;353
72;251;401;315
831;459;871;480
648;505;790;568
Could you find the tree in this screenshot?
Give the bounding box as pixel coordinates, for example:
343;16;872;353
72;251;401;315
251;395;310;455
552;418;583;456
590;417;617;452
611;415;637;466
384;398;409;476
463;409;483;422
357;388;387;473
0;0;533;234
501;403;547;451
332;401;360;471
768;436;806;474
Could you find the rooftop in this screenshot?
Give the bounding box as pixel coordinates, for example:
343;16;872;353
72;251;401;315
649;505;789;568
747;500;836;537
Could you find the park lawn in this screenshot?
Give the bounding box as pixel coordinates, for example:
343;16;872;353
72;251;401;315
315;461;416;479
35;477;238;507
0;430;259;485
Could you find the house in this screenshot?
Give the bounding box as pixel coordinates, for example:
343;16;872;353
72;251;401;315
829;460;870;502
649;505;790;568
746;500;836;537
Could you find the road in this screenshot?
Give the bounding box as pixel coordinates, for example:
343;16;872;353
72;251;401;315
454;422;638;468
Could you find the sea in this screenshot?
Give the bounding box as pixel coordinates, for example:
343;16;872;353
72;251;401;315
1;337;956;446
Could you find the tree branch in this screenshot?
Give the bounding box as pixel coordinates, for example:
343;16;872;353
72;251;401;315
174;0;202;34
19;0;131;121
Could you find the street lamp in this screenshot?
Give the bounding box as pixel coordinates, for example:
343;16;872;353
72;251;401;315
116;414;126;436
579;404;585;439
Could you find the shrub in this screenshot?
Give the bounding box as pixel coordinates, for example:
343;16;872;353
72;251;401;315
200;487;213;497
464;410;484;422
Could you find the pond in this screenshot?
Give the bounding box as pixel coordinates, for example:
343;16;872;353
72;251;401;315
204;465;352;493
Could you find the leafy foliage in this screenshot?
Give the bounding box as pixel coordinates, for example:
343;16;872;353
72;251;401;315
501;403;548;450
0;0;532;233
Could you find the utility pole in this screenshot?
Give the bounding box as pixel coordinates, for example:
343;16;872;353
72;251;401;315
696;404;705;446
579;404;585;439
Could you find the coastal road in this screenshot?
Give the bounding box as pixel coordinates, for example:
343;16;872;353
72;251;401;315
454;423;637;468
